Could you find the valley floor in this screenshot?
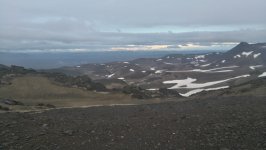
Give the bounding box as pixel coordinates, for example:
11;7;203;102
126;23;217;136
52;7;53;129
0;96;266;150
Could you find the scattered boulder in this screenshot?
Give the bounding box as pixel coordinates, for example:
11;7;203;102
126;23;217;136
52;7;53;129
122;86;152;99
63;130;74;136
0;99;24;105
158;88;182;98
0;105;9;111
45;73;107;92
37;103;56;108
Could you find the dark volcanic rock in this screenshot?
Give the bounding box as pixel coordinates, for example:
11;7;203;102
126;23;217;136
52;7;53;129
37;103;56;108
158;88;182;98
0;105;9;111
0;96;265;150
0;99;24;105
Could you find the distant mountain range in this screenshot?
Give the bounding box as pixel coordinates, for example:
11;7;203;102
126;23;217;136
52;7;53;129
1;42;266;112
0;50;215;69
48;42;266;97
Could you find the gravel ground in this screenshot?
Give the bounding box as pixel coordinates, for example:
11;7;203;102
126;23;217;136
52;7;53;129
0;96;266;150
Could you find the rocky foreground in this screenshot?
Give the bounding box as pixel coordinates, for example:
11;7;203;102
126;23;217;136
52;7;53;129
1;96;266;150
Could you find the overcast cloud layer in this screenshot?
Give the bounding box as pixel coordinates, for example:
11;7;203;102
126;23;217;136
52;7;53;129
0;0;266;52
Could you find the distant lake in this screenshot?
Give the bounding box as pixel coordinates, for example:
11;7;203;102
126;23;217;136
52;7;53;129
0;50;224;69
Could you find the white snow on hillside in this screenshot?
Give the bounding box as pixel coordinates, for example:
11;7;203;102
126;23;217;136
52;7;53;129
107;73;115;78
163;78;197;88
146;88;159;91
242;51;254;57
180;86;229;97
164;62;174;65
254;53;261;58
258;72;266;77
214;70;234;73
167;66;238;73
195;55;205;59
234;55;241;58
155;70;164;74
249;65;263;70
214;66;239;70
200;63;211;67
190;61;198;65
194;66;238;71
118;77;125;80
199;60;207;63
129;69;135;72
163;74;250;89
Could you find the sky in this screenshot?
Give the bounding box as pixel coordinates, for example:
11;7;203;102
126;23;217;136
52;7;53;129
0;0;266;52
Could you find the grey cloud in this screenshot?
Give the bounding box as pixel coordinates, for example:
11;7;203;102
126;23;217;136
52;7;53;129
1;29;265;51
0;0;265;51
1;0;265;27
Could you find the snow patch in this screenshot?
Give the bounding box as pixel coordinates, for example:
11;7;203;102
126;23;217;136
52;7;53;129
191;66;238;73
190;61;198;65
163;74;249;89
201;63;211;67
258;72;266;77
221;60;226;63
249;65;263;70
253;53;261;58
194;64;200;67
150;67;156;71
200;66;238;71
107;73;115;78
199;60;207;63
234;55;241;58
76;66;81;68
118;77;125;80
146;88;159;91
142;71;146;73
155;70;164;74
180;86;229;97
195;55;205;59
214;70;234;73
167;66;238;73
164;62;174;65
242;51;253;57
129;69;135;72
163;78;197;87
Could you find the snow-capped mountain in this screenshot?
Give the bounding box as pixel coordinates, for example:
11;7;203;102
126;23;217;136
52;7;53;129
49;42;266;97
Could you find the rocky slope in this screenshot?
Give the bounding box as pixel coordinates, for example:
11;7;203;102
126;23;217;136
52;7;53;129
0;65;184;112
0;95;265;150
1;43;266;150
